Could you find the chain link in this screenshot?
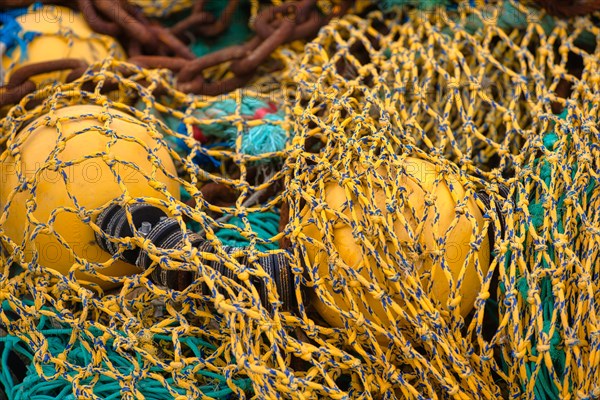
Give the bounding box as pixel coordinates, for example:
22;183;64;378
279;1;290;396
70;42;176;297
1;0;76;6
0;59;87;108
0;60;160;109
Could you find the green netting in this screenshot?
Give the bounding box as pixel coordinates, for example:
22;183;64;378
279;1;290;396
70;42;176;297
0;1;599;399
0;300;251;400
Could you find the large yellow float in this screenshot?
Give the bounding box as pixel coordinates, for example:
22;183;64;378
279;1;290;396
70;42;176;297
0;105;179;288
302;157;490;327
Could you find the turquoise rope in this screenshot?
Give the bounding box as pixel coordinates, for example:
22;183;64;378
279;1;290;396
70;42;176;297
379;0;451;10
139;96;289;158
462;1;556;34
503;109;596;398
196;98;288;156
216;211;280;251
381;0;596;48
196;97;271;139
241;113;288;156
3;330;249;399
501;112;566;400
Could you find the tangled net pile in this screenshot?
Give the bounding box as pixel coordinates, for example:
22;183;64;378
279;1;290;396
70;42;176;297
1;0;600;398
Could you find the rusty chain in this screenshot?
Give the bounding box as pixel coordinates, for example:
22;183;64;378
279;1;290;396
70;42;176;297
0;59;86;108
132;0;351;95
77;0;193;59
0;0;350;106
0;59;171;109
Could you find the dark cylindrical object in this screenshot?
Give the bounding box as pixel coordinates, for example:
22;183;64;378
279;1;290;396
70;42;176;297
475;184;509;250
194;242;295;312
95;203;168;265
95;203;295;312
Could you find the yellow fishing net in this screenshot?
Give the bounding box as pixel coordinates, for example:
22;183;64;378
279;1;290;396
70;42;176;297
129;0;292;18
1;0;599;399
129;0;196;17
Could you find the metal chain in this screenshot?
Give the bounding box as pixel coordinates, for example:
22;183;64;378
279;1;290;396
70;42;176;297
76;0;242;59
131;0;351;95
0;59;87;108
0;0;350;106
0;60;162;109
1;0;76;6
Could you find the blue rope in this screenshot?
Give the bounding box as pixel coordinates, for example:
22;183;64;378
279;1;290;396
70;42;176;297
0;3;43;62
174;122;223;169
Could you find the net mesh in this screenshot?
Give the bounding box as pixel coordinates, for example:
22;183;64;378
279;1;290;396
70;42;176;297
129;0;282;19
1;0;600;399
129;0;196;17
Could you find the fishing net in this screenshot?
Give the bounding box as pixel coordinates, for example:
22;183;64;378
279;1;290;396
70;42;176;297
280;2;600;398
0;0;599;399
129;0;197;18
0;56;291;399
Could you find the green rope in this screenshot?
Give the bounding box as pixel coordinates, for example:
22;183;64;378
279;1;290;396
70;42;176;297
379;0;450;10
216;211;280;251
504;108;596;399
381;0;596;48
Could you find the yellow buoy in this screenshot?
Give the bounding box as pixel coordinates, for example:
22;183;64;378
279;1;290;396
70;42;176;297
301;157;490;328
2;5;125;85
0;105;180;288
